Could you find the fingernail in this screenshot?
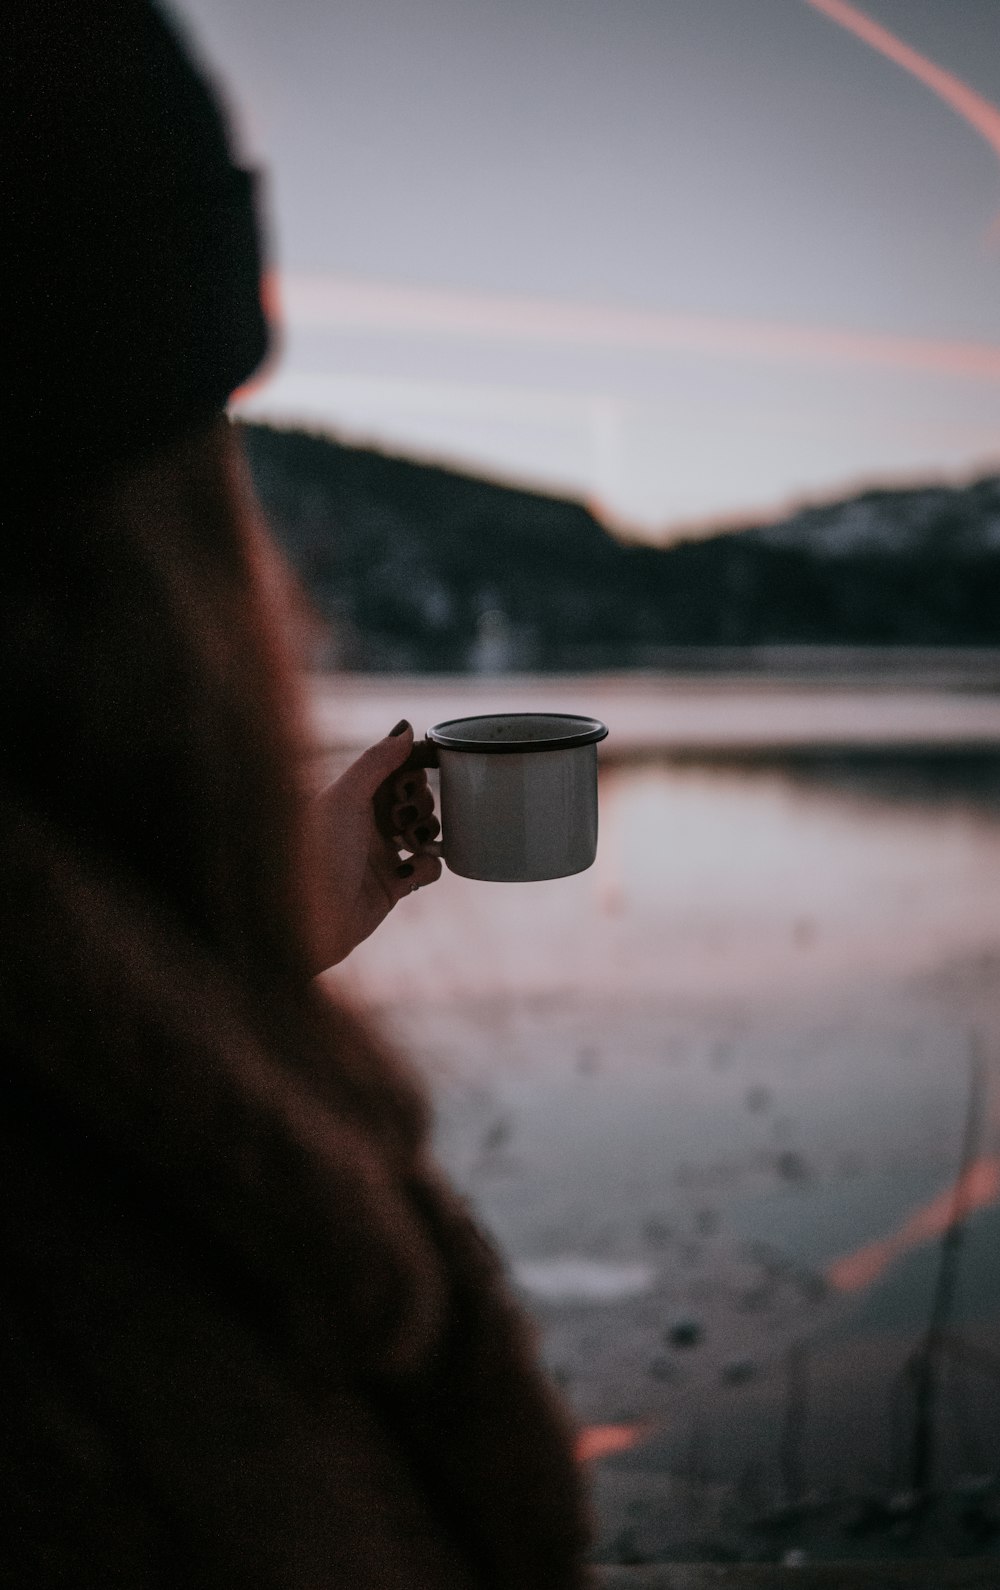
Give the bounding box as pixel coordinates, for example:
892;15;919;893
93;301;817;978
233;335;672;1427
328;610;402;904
396;862;415;878
389;719;410;737
414;824;431;845
402;780;417;799
397;804;418;826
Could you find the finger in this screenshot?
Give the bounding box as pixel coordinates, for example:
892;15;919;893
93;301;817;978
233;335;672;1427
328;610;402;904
372;735;438;840
342;722;415;804
389;788;436;833
392;853;443;900
392;769;429;806
399;815;440;855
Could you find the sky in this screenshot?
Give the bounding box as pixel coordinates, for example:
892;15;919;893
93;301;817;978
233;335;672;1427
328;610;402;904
172;0;1000;540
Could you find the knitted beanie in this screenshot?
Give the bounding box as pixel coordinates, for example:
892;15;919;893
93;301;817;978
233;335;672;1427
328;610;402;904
4;0;270;498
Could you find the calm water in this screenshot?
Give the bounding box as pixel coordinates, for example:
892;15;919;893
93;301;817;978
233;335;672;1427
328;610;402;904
323;690;1000;1562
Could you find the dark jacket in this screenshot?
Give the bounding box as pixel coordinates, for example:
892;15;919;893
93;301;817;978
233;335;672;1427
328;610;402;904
0;791;592;1587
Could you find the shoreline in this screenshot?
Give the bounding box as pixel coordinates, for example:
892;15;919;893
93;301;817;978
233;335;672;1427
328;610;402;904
308;669;1000;758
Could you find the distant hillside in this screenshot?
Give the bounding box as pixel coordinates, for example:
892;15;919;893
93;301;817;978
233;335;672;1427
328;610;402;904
239;421;1000;672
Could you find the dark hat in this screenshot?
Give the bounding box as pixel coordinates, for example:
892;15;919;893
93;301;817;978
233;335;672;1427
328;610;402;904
4;0;270;497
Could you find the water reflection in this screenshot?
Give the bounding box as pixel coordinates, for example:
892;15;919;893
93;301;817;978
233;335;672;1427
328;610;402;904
340;755;1000;1008
330;751;1000;1559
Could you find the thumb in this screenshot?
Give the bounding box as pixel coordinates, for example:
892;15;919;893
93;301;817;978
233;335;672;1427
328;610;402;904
342;720;415;798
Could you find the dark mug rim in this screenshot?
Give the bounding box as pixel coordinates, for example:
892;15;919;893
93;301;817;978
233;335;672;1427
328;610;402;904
427;712;609;755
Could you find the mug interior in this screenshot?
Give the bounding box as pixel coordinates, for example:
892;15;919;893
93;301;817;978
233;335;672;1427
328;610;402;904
428;713;607;753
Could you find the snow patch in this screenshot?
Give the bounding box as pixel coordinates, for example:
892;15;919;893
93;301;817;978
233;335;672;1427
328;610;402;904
513;1256;657;1303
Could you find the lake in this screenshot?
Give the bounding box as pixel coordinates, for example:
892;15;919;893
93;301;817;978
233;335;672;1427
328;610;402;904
316;671;1000;1564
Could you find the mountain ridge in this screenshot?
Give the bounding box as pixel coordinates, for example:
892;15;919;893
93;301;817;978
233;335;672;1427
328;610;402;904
238;421;1000;672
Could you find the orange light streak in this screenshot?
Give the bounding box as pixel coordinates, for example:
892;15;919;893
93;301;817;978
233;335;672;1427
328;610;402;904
575;1423;653;1464
826;1154;1000;1294
803;0;1000;173
229;270;286;403
260;267;284;332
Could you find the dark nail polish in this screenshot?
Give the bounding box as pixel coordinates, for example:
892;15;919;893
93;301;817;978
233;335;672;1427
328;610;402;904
414;825;430;845
398;804;418;825
389;719;410;737
402;780;417;799
396;862;415;878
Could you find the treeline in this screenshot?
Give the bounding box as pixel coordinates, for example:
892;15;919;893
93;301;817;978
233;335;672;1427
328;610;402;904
239;421;1000;672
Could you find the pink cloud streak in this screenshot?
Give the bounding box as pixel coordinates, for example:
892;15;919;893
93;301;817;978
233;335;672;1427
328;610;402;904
803;0;1000;171
278;272;1000;382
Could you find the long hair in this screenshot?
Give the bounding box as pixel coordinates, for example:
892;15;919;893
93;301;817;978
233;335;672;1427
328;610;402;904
0;416;592;1589
0;418;320;997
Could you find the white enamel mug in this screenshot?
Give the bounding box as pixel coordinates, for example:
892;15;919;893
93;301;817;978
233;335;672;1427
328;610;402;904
415;713;608;882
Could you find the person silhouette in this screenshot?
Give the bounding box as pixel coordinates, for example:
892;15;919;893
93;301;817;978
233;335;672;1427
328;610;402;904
1;4;590;1584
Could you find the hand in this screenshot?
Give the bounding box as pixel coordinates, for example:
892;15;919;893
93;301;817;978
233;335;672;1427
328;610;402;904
309;721;442;972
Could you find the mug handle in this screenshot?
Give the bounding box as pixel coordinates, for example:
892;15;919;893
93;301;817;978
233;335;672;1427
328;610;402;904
399;737;440;772
374;735;439;841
